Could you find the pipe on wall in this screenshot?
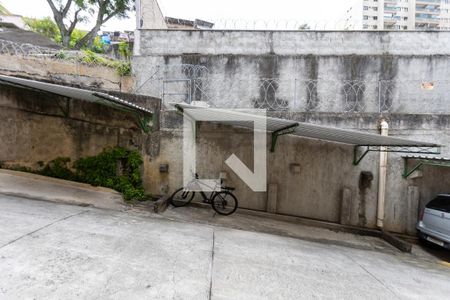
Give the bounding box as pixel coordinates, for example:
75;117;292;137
377;120;389;228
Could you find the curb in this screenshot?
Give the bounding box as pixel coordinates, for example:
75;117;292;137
0;191;127;212
381;231;412;253
182;201;413;252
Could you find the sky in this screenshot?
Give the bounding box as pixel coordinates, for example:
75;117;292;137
2;0;356;31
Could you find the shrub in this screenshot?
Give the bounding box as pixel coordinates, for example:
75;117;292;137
2;147;148;202
39;157;75;180
73;147;145;201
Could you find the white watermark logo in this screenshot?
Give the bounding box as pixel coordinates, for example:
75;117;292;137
183;107;267;192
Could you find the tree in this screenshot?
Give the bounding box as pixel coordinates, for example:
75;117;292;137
45;0;134;49
23;17;60;41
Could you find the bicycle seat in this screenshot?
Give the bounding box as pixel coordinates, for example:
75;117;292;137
222;186;235;191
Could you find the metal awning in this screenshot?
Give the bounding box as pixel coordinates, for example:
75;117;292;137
0;74;152;114
403;155;450;178
175;103;442;164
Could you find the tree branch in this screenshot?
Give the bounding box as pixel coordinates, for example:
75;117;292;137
62;0;74;17
103;9;121;23
67;8;82;34
46;0;59;14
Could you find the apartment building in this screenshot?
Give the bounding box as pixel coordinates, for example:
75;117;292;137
345;0;450;30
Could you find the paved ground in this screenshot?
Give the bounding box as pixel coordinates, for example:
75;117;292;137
1;194;450;299
0;169;125;210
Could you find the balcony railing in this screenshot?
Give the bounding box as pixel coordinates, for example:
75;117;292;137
416;0;441;5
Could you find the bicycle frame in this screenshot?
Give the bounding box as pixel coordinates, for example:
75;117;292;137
184;178;222;203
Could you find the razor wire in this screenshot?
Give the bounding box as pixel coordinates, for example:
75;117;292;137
136;65;450;114
207;19;347;31
164;18;450;31
164;18;373;31
0;39;59;56
1;39;448;114
0;39;130;78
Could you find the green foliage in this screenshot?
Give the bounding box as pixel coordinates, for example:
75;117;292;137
0;3;12;15
46;0;135;49
118;42;132;60
116;61;132;76
77;50;131;76
73;147;145;201
24;16;105;53
69;29;87;49
39;157;76;180
5;165;33;173
23;17;60;41
90;36;105;53
53;50;132;76
3;147;147;202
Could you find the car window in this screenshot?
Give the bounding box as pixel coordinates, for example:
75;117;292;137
426;196;450;213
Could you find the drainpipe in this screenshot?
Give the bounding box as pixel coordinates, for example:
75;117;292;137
377;120;389;228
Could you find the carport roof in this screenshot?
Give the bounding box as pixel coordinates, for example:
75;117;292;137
0;75;153;115
402;155;450;178
175;103;440;148
402;155;450;161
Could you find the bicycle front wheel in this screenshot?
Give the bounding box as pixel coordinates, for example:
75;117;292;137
169;188;195;207
211;191;238;216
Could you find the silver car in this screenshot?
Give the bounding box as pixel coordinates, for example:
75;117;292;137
417;194;450;249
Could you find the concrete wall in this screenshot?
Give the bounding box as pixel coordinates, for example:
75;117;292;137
134;30;450;114
0;85;159;178
134;30;450;233
0;55;134;93
136;0;167;30
141;111;450;232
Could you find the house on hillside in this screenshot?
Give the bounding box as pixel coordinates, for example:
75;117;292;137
0;2;25;29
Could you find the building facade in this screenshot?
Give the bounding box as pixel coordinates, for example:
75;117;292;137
133;29;450;234
345;0;450;30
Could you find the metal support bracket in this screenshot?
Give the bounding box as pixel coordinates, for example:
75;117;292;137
270;123;299;152
403;157;450;179
353;145;441;166
353;146;370;166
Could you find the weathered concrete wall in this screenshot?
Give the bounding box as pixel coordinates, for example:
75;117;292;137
0;55;134;93
136;0;167;31
142;110;450;233
134;30;450;114
136;30;450;56
134;30;450;233
0;85;159;178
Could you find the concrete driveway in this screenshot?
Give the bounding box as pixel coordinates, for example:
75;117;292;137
0;194;449;299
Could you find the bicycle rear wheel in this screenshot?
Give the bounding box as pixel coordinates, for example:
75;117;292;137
211;191;238;216
169;188;195;207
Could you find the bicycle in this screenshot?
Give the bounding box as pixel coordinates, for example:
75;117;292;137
169;174;238;216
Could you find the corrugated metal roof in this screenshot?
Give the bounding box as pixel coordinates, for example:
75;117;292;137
176;103;440;147
402;155;450;161
0;75;152;115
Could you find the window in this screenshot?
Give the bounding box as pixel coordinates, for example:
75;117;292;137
364;15;369;20
426;196;450;213
373;7;378;11
364;6;368;10
374;16;378;20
